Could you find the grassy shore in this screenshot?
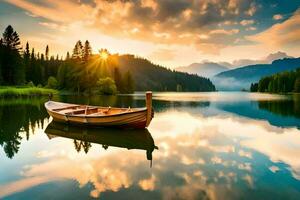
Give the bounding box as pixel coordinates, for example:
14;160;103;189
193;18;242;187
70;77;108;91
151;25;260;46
0;87;58;98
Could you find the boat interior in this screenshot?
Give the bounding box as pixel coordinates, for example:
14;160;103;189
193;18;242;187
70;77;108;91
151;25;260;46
52;105;141;116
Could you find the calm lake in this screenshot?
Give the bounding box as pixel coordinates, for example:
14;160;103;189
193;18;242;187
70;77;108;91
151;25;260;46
1;92;300;200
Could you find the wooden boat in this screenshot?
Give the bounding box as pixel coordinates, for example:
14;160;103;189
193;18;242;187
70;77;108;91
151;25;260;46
44;92;154;129
45;121;158;162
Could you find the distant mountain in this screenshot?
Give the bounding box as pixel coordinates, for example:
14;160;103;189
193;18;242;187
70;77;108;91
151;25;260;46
116;55;216;92
213;57;300;91
175;52;291;78
176;62;229;77
230;51;293;68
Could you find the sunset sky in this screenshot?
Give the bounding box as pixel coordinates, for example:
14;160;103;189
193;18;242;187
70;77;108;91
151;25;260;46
0;0;300;68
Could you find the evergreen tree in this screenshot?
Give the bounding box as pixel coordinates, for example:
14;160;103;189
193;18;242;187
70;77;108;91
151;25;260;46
252;68;300;93
2;25;21;51
66;51;70;60
1;25;24;85
40;53;45;83
45;45;49;61
295;78;300;93
0;62;2;84
57;62;67;88
72;40;83;60
113;67;123;92
83;40;92;63
30;48;39;84
24;42;31;82
123;71;135;94
0;39;3;84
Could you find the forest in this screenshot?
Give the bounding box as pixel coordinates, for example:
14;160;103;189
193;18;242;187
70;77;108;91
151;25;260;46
0;25;215;95
250;68;300;93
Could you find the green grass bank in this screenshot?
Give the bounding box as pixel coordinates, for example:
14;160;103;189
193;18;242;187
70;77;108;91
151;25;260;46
0;87;58;98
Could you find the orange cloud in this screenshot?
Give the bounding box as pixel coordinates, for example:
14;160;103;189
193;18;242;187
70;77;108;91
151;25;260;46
5;0;94;23
4;0;259;54
273;14;283;20
248;9;300;50
240;19;255;26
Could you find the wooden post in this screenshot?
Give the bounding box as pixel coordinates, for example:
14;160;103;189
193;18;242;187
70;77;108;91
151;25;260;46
146;91;152;127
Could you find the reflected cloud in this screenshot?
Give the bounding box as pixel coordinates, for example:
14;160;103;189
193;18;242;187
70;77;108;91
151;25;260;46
269;165;280;173
1;105;300;199
138;175;156;191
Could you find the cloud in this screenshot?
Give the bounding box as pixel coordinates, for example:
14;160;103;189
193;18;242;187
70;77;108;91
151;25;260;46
248;9;300;50
240;19;254;26
245;26;256;31
244;2;257;16
269;165;280;173
149;48;176;61
38;22;67;32
4;0;263;54
24;11;37;18
209;29;239;35
4;0;95;23
4;0;300;64
273;14;283;20
138;175;156;191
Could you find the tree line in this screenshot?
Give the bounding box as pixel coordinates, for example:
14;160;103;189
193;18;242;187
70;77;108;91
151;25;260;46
0;25;216;94
116;54;216;91
250;68;300;93
0;25;134;94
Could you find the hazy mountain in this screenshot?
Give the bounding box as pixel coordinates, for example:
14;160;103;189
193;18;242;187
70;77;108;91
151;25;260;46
231;51;293;67
176;62;229;77
176;52;291;78
212;57;300;91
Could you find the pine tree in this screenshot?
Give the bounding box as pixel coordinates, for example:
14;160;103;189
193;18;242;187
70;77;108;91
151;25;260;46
83;40;92;63
24;42;31;82
295;78;300;93
1;25;24;85
72;40;83;60
2;25;21;51
123;71;135;94
66;51;70;60
45;45;49;61
113;67;123;92
0;39;3;84
0;62;2;84
30;48;38;84
40;53;45;83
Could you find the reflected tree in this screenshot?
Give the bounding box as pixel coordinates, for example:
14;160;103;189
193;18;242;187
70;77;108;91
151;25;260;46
3;134;22;159
0;98;49;158
73;139;92;154
258;99;300;119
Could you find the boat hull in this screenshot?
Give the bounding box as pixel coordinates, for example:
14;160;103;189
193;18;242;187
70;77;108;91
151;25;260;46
45;101;152;129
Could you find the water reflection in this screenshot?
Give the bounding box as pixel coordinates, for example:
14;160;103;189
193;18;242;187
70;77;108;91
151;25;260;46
0;98;49;158
258;98;300;119
1;93;300;199
215;94;300;129
45;121;158;163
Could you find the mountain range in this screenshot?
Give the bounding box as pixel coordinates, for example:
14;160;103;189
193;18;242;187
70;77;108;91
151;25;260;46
176;52;300;91
213;57;300;90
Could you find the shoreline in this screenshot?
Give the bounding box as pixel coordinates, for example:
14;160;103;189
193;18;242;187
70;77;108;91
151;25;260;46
0;87;58;98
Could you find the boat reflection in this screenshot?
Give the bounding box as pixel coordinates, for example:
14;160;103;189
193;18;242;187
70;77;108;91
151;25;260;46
45;121;158;164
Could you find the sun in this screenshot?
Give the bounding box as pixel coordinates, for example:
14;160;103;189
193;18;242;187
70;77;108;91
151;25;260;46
99;49;109;60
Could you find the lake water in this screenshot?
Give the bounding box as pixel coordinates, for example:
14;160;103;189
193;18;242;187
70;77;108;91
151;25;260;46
1;92;300;200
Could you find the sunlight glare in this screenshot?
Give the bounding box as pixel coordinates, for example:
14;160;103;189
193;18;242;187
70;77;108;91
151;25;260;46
99;50;109;60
